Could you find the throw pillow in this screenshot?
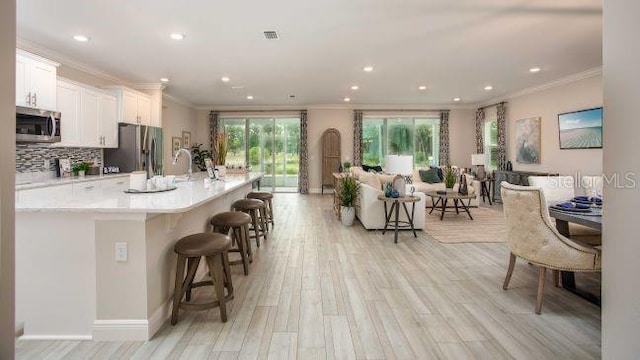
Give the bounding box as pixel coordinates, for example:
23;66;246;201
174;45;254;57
430;166;444;181
419;169;441;184
361;172;382;190
363;164;383;173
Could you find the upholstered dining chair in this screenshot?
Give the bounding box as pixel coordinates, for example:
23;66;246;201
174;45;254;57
528;175;601;246
500;182;601;314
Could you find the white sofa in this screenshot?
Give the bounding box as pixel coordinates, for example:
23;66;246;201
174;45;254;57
411;169;481;207
356;182;426;230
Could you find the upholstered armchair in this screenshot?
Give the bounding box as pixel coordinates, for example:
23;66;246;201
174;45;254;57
528;175;601;246
500;182;601;314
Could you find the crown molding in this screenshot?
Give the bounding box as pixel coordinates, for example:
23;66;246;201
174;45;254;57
134;83;166;91
17;37;134;87
478;66;602;108
196;103;475;112
163;93;196;109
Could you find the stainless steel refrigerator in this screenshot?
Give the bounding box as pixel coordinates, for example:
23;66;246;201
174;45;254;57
104;123;164;178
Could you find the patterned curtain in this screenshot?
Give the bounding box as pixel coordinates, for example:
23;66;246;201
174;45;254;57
439;110;450;166
475;108;485;154
298;110;309;194
496;102;507;170
208;111;219;164
353;110;363;166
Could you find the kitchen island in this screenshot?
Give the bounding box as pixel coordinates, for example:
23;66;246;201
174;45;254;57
15;172;262;341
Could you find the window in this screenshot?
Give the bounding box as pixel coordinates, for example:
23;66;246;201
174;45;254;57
219;117;300;192
484;119;498;170
362;117;440;168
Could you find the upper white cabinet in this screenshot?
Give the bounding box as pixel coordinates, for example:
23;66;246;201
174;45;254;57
115;89;152;126
16;50;59;111
56;79;119;148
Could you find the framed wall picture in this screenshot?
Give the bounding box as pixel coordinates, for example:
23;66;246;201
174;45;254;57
515;117;541;164
172;137;182;154
558;107;603;149
182;131;192;149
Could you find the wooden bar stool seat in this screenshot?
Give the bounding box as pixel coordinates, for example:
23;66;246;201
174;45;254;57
231;198;268;247
247;191;274;230
171;233;234;324
210;211;253;275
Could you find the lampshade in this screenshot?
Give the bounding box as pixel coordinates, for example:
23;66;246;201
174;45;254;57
471;153;488;166
386;155;413;175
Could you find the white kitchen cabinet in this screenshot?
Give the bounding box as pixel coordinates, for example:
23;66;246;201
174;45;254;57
81;88;100;147
55;78;119;148
56;80;82;146
16;50;59;111
117;89;151;125
99;94;118;148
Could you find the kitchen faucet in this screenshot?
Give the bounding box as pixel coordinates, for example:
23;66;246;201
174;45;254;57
172;148;193;180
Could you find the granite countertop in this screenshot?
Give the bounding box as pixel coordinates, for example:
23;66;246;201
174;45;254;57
15;172;263;214
16;173;130;190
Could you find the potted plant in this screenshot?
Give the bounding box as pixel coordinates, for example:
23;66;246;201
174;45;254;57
443;166;457;190
343;161;352;174
71;162;91;177
191;143;213;171
339;174;360;226
215;132;229;176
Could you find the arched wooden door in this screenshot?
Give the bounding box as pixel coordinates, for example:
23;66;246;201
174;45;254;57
321;128;341;194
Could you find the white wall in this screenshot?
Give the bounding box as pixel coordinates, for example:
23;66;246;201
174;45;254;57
505;74;603;176
162;96;198;175
0;0;16;357
602;1;640;358
448;109;475;168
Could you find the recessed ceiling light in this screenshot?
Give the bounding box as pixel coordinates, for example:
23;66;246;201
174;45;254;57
170;33;185;40
344;97;351;102
453;97;461;102
363;66;374;72
351;85;359;90
484;85;494;91
246;95;254;100
73;35;89;42
529;66;542;73
418;85;427;91
221;76;230;82
160;77;169;83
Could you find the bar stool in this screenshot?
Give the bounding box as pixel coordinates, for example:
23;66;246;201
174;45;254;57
171;233;234;324
247;191;274;230
210;211;253;275
231;198;268;247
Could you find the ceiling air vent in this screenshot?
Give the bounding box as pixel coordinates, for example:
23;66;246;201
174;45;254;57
263;31;279;40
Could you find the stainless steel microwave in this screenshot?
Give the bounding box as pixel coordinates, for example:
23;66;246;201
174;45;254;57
16;106;61;143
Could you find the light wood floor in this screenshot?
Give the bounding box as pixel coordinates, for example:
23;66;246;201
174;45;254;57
16;194;601;359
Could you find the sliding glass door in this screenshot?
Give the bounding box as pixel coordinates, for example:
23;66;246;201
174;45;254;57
221;117;300;192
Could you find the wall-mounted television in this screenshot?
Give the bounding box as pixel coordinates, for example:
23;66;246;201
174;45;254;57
558;107;603;149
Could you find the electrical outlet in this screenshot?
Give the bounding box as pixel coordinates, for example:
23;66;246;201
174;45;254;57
115;242;128;262
44;159;50;170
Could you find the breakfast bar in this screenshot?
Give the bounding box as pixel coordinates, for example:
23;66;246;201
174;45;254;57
15;172;263;341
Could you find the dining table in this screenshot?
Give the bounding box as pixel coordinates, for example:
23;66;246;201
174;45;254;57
548;205;602;306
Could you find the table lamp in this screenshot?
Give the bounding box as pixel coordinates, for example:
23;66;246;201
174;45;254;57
471;153;487;180
386;155;413;196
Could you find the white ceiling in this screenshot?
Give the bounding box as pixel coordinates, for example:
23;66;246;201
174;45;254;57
17;0;602;107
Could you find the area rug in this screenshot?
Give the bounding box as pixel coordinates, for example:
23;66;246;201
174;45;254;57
423;206;507;243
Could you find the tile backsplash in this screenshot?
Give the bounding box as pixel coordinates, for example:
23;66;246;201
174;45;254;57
16;144;102;173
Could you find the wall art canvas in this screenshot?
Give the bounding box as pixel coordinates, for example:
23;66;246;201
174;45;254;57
558;107;603;149
182;131;192;149
515;117;541;164
172;137;182;154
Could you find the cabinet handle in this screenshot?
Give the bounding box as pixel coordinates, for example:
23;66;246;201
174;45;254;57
26;92;31;106
84;185;95;190
32;93;37;107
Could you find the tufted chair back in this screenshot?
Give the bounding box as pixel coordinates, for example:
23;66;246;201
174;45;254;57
527;176;575;203
500;182;600;271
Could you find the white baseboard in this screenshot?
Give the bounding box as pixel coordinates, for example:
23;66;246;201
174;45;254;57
92;298;172;341
19;334;92;341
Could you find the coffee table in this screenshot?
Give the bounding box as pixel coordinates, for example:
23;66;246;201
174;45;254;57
426;190;476;220
377;195;419;244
